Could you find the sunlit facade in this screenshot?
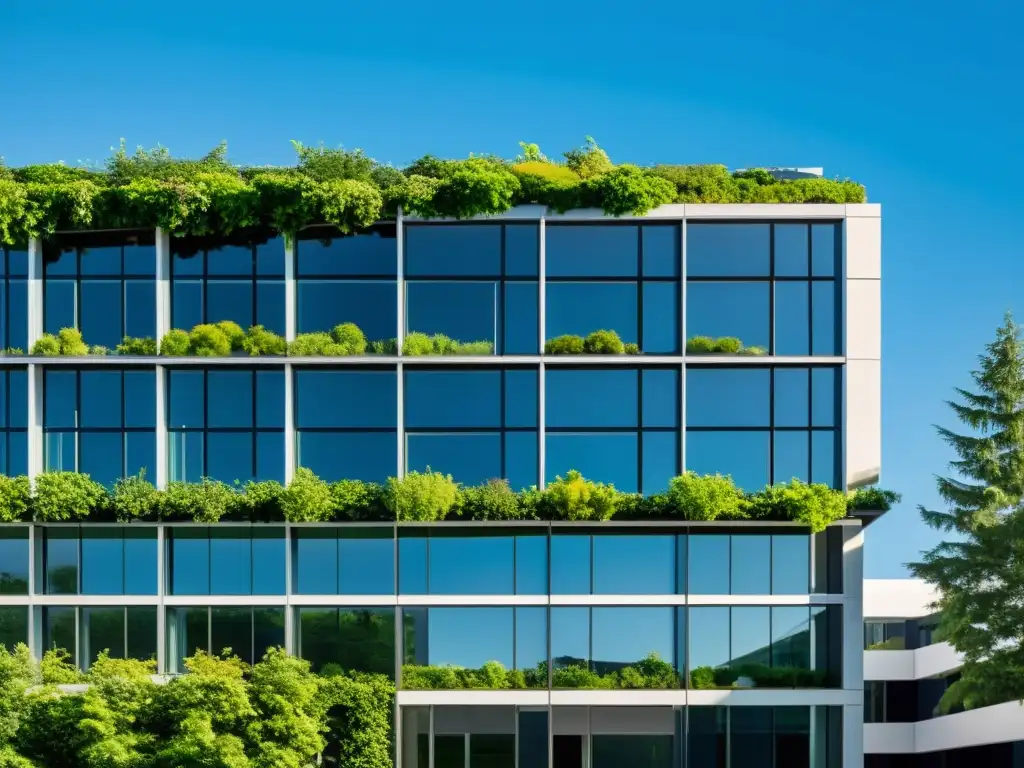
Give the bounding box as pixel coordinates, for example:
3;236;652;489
0;201;882;767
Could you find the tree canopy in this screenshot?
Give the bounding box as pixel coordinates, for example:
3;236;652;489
910;313;1024;711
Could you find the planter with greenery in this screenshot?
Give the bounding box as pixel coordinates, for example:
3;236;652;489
0;467;898;531
544;330;641;355
689;663;829;689
685;336;768;355
401;332;492;356
0;139;866;248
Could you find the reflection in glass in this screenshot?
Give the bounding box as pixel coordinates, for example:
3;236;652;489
428;534;513;595
687;224;771;277
730;535;770;595
550;534;590;594
0;607;27;649
42;607;76;663
772;535;810;594
687;282;769;348
298;607;396;677
592;535;675;594
687;535;729;595
0;530;28;594
44;529;79;595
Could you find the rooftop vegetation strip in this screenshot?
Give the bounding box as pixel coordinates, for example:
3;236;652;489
0;469;898;529
0;139;867;246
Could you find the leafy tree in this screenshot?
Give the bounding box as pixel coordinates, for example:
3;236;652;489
910;314;1024;711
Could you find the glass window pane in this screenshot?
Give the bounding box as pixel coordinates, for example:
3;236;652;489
406;433;501;486
811;368;838;428
775;282;810;355
731;535;770;595
772;536;809;594
206;245;253;276
504;431;538;491
545;282;637;343
299;607;396;677
689;607;730;671
811;224;838;277
80;371;122;428
686;431;770;491
82;607;125;667
296;370;396;429
515;607;547;680
687;534;730;595
171;280;202;331
256;237;286;276
774;368;810;427
406;282;496;346
255;280;286;335
406;225;502;277
168;431;204;483
297;431;396;483
8;370;26;429
80;245;122;275
546;225;638;277
429;536;514;595
206;281;253;328
206;432;255;484
80;280;124;349
642;281;679;353
297;227;397;277
168;371;205;429
398;535;427;595
774;431;810;484
124;529;157;595
79;432;124;488
730;607;771;667
252;528;286;595
643;431;679;494
7;281;27;352
592;607;674;670
593;535;674;594
172;250;202;276
44;280;75;334
504;281;539;354
0;531;28;594
254;607;285;662
642;224;680;277
295;530;338;594
44;370;77;429
687;369;769;427
125;431;157;482
811;430;838;487
774;224;809;277
505;369;538;428
124;279;156;340
687;224;770;277
124;371;155;429
81;529;124;594
505;224;539;277
812;281;839;355
169;529;210;595
297;280;397;340
515;534;547;595
126;606;157;662
406;370;500;429
211;607;253;663
339;529;395;595
167;607;208;674
207;371;253;428
45;430;76;473
423;607;513;669
210;530;252;595
642;369;678;428
546;433;638;492
255;370;284;429
687;282;769;349
4;433;26;477
546;369;637;428
550;607;590;676
43;607;77;662
45;529;79;595
551;535;591;594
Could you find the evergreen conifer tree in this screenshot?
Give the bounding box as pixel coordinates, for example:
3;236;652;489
911;313;1024;711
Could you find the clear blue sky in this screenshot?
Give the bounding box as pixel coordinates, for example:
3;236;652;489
2;0;1021;577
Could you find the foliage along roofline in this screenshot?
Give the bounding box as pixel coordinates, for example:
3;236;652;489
0;138;867;246
0;468;899;532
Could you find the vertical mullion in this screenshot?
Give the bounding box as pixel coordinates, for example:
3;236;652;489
537;217;545;354
637;368;643;493
396;208;405;355
769;223;775;356
636;225;644;351
768;367;775;486
500;370;507;480
807;225;814;356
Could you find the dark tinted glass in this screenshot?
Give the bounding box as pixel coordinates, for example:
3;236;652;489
546;225;638;277
405;370;500;428
297;280;397;340
687;535;729;594
0;530;28;594
643;281;680;353
406;433;501;486
297;431;396;483
642;224;680;277
687;224;770;277
546;369;637;428
550;534;590;594
297;227;397;277
687;368;769;427
296;370;396;428
406;225;502;277
505;224;539;277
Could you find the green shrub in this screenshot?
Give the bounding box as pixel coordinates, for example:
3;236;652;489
39;649;83;685
624;342;641;355
401;332;434;356
56;327;88;356
288;332;340;356
189;323;231;356
552;664;610;689
686;336;744;354
739;345;767;356
369;338;398;355
280;467;334;522
583;329;625;354
689;666;717;689
713;336;743;353
563;136;613;179
665;472;745;521
685;335;716;354
162;478;237;522
0;475;31;522
3;347;23;355
384;470;458;521
330;479;388;521
544;334;585;354
456;479;523;520
241;324;287;355
158;328;191;355
450;339;493;355
748;480;847;533
580;165;676;216
88;344;108;355
540;470;617;520
116;335;157;355
238;479;284;520
30;334;60;356
216;320;246;351
330;322;367;355
111;471;161;521
848;487;902;511
33;471;107;521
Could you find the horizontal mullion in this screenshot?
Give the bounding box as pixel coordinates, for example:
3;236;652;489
404;426;536;434
296;273;396;281
167;427;284;433
543;275;678;283
685;275;836;282
44;427;154;433
295;426;396;433
545;426;678;433
685;426;836;432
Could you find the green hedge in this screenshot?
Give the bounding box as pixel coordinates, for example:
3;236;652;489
689;663;828;689
0;468;898;532
685;336;767;355
0;645;393;768
0;139;866;247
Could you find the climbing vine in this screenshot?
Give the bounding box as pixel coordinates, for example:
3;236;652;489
0;139;867;246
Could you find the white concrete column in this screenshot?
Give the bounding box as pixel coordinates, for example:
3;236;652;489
396;207;405;355
538;216;546;353
155;228;171;341
154;366;167;489
283;363;295;484
26;238;43;349
26;364;43;480
842;524;865;690
284;235;296;343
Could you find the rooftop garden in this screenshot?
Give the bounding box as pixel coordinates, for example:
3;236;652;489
0;139;866;246
0;469;898;531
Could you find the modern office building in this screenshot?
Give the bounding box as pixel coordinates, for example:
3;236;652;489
864;579;1024;767
0;197;882;767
